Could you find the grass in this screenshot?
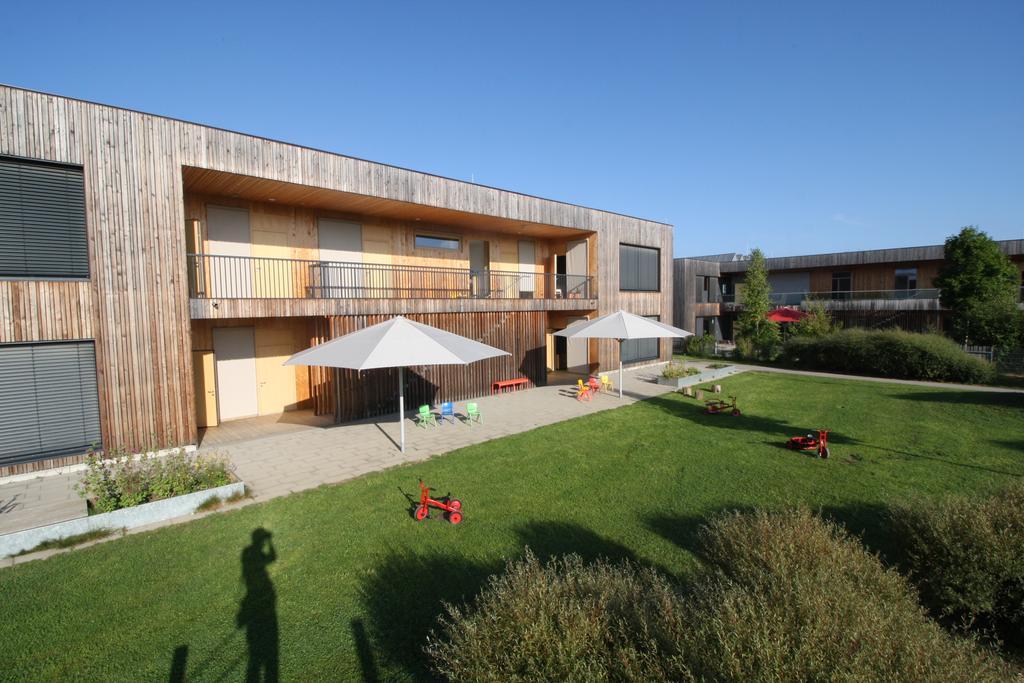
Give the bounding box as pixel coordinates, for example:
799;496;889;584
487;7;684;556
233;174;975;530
1;372;1022;681
14;528;117;556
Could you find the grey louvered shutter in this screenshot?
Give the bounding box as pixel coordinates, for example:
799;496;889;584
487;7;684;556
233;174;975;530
0;157;89;278
619;244;639;290
638;247;660;291
0;341;101;466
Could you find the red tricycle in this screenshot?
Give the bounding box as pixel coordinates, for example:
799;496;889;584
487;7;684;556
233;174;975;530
414;479;463;524
704;395;741;416
786;429;830;458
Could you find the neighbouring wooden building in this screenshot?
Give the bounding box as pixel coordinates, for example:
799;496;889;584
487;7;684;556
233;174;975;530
674;241;1024;340
0;85;673;476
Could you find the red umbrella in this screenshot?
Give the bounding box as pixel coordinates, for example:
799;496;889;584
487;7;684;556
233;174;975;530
767;307;807;323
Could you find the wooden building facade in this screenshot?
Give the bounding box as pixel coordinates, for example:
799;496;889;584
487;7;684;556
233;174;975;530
674;241;1024;339
0;85;673;475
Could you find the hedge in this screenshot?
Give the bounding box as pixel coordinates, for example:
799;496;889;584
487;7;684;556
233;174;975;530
781;329;995;383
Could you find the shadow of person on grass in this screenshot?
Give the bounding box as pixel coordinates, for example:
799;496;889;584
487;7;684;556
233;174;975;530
237;527;279;683
358;520;655;680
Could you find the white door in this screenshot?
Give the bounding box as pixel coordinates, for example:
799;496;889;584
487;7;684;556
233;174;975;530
566;316;589;373
207;206;252;297
213;327;258;421
318;218;362;297
518;240;535;297
566;239;588;298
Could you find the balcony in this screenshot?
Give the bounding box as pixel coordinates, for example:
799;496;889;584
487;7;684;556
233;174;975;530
721;289;942;311
186;254;595;318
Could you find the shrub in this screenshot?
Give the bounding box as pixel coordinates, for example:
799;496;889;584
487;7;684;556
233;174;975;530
684;332;716;356
426;511;1010;682
680;508;1010;682
76;447;233;512
661;361;700;379
889;483;1024;650
781;328;995;383
426;550;691;682
792;300;837;338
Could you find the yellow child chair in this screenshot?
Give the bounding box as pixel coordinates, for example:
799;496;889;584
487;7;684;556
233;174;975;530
600;375;613;393
576;379;592;402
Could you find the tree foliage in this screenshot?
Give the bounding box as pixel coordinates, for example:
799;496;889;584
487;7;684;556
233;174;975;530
792;300;837;338
934;227;1020;347
736;248;781;358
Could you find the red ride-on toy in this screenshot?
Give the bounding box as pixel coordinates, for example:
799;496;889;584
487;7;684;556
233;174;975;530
786;429;830;458
414;480;463;524
704;395;741;416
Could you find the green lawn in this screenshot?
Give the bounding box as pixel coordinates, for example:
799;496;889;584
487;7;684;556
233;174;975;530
2;372;1023;681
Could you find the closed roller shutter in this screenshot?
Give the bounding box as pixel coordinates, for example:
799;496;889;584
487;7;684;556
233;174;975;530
619;244;660;292
621;316;661;364
0;156;89;278
0;341;101;466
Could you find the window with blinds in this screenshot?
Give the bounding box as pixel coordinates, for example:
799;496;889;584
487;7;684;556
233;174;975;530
619;244;660;291
621;316;661;363
0;156;89;278
0;341;101;466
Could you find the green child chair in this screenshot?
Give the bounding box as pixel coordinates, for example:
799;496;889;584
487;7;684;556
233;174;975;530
465;402;482;425
417;404;437;428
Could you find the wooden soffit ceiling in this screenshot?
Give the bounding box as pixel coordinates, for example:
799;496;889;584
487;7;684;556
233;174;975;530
181;167;591;240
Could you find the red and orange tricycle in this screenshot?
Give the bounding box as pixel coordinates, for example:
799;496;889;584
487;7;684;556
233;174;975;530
786;429;831;458
414;479;463;524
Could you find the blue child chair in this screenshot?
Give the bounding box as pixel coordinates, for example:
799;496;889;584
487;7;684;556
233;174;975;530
440;401;456;425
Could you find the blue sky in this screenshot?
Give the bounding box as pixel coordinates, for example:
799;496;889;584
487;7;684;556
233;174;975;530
2;0;1020;257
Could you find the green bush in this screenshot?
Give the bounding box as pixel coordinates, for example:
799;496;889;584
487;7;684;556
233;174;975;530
76;447;234;512
889;483;1024;650
426;550;690;682
427;511;1010;682
684;332;715;356
781;328;995;383
680;508;1009;682
661;360;700;379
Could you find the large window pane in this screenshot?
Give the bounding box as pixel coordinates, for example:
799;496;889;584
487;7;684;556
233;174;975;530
619;244;660;291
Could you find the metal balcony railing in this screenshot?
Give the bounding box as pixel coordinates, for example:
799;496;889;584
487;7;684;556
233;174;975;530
186;254;594;301
721;288;941;306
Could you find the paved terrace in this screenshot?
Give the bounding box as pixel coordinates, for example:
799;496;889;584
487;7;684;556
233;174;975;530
0;363;677;538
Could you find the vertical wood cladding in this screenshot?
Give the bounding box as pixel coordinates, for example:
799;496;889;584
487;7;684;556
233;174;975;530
311;311;547;422
0;86;671;457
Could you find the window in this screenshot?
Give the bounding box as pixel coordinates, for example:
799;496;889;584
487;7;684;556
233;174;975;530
831;271;852;300
415;234;460;251
0;341;102;466
894;267;917;291
619;244;660;291
696;276;708;303
0;156;89;278
621;315;661;363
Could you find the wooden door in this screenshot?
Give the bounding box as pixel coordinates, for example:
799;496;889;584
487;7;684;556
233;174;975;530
255;326;298;415
566;316;589;372
252;229;291;297
192;350;218;428
207;206;252;298
212;327;258;421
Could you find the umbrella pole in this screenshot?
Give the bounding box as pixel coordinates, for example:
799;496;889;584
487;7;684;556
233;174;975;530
398;366;405;453
618;338;623;399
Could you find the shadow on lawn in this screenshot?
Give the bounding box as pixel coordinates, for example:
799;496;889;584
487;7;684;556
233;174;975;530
358;521;644;681
891;390;1024;408
646;501;902;569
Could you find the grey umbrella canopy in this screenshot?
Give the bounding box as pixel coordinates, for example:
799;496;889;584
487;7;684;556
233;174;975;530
554;310;692;398
285;316;509;451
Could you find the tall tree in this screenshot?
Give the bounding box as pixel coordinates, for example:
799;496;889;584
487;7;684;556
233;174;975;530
736;248;780;357
934;226;1020;347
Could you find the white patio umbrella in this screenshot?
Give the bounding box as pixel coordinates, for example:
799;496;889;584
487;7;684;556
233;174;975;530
285;316;509;452
554;310;692;399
